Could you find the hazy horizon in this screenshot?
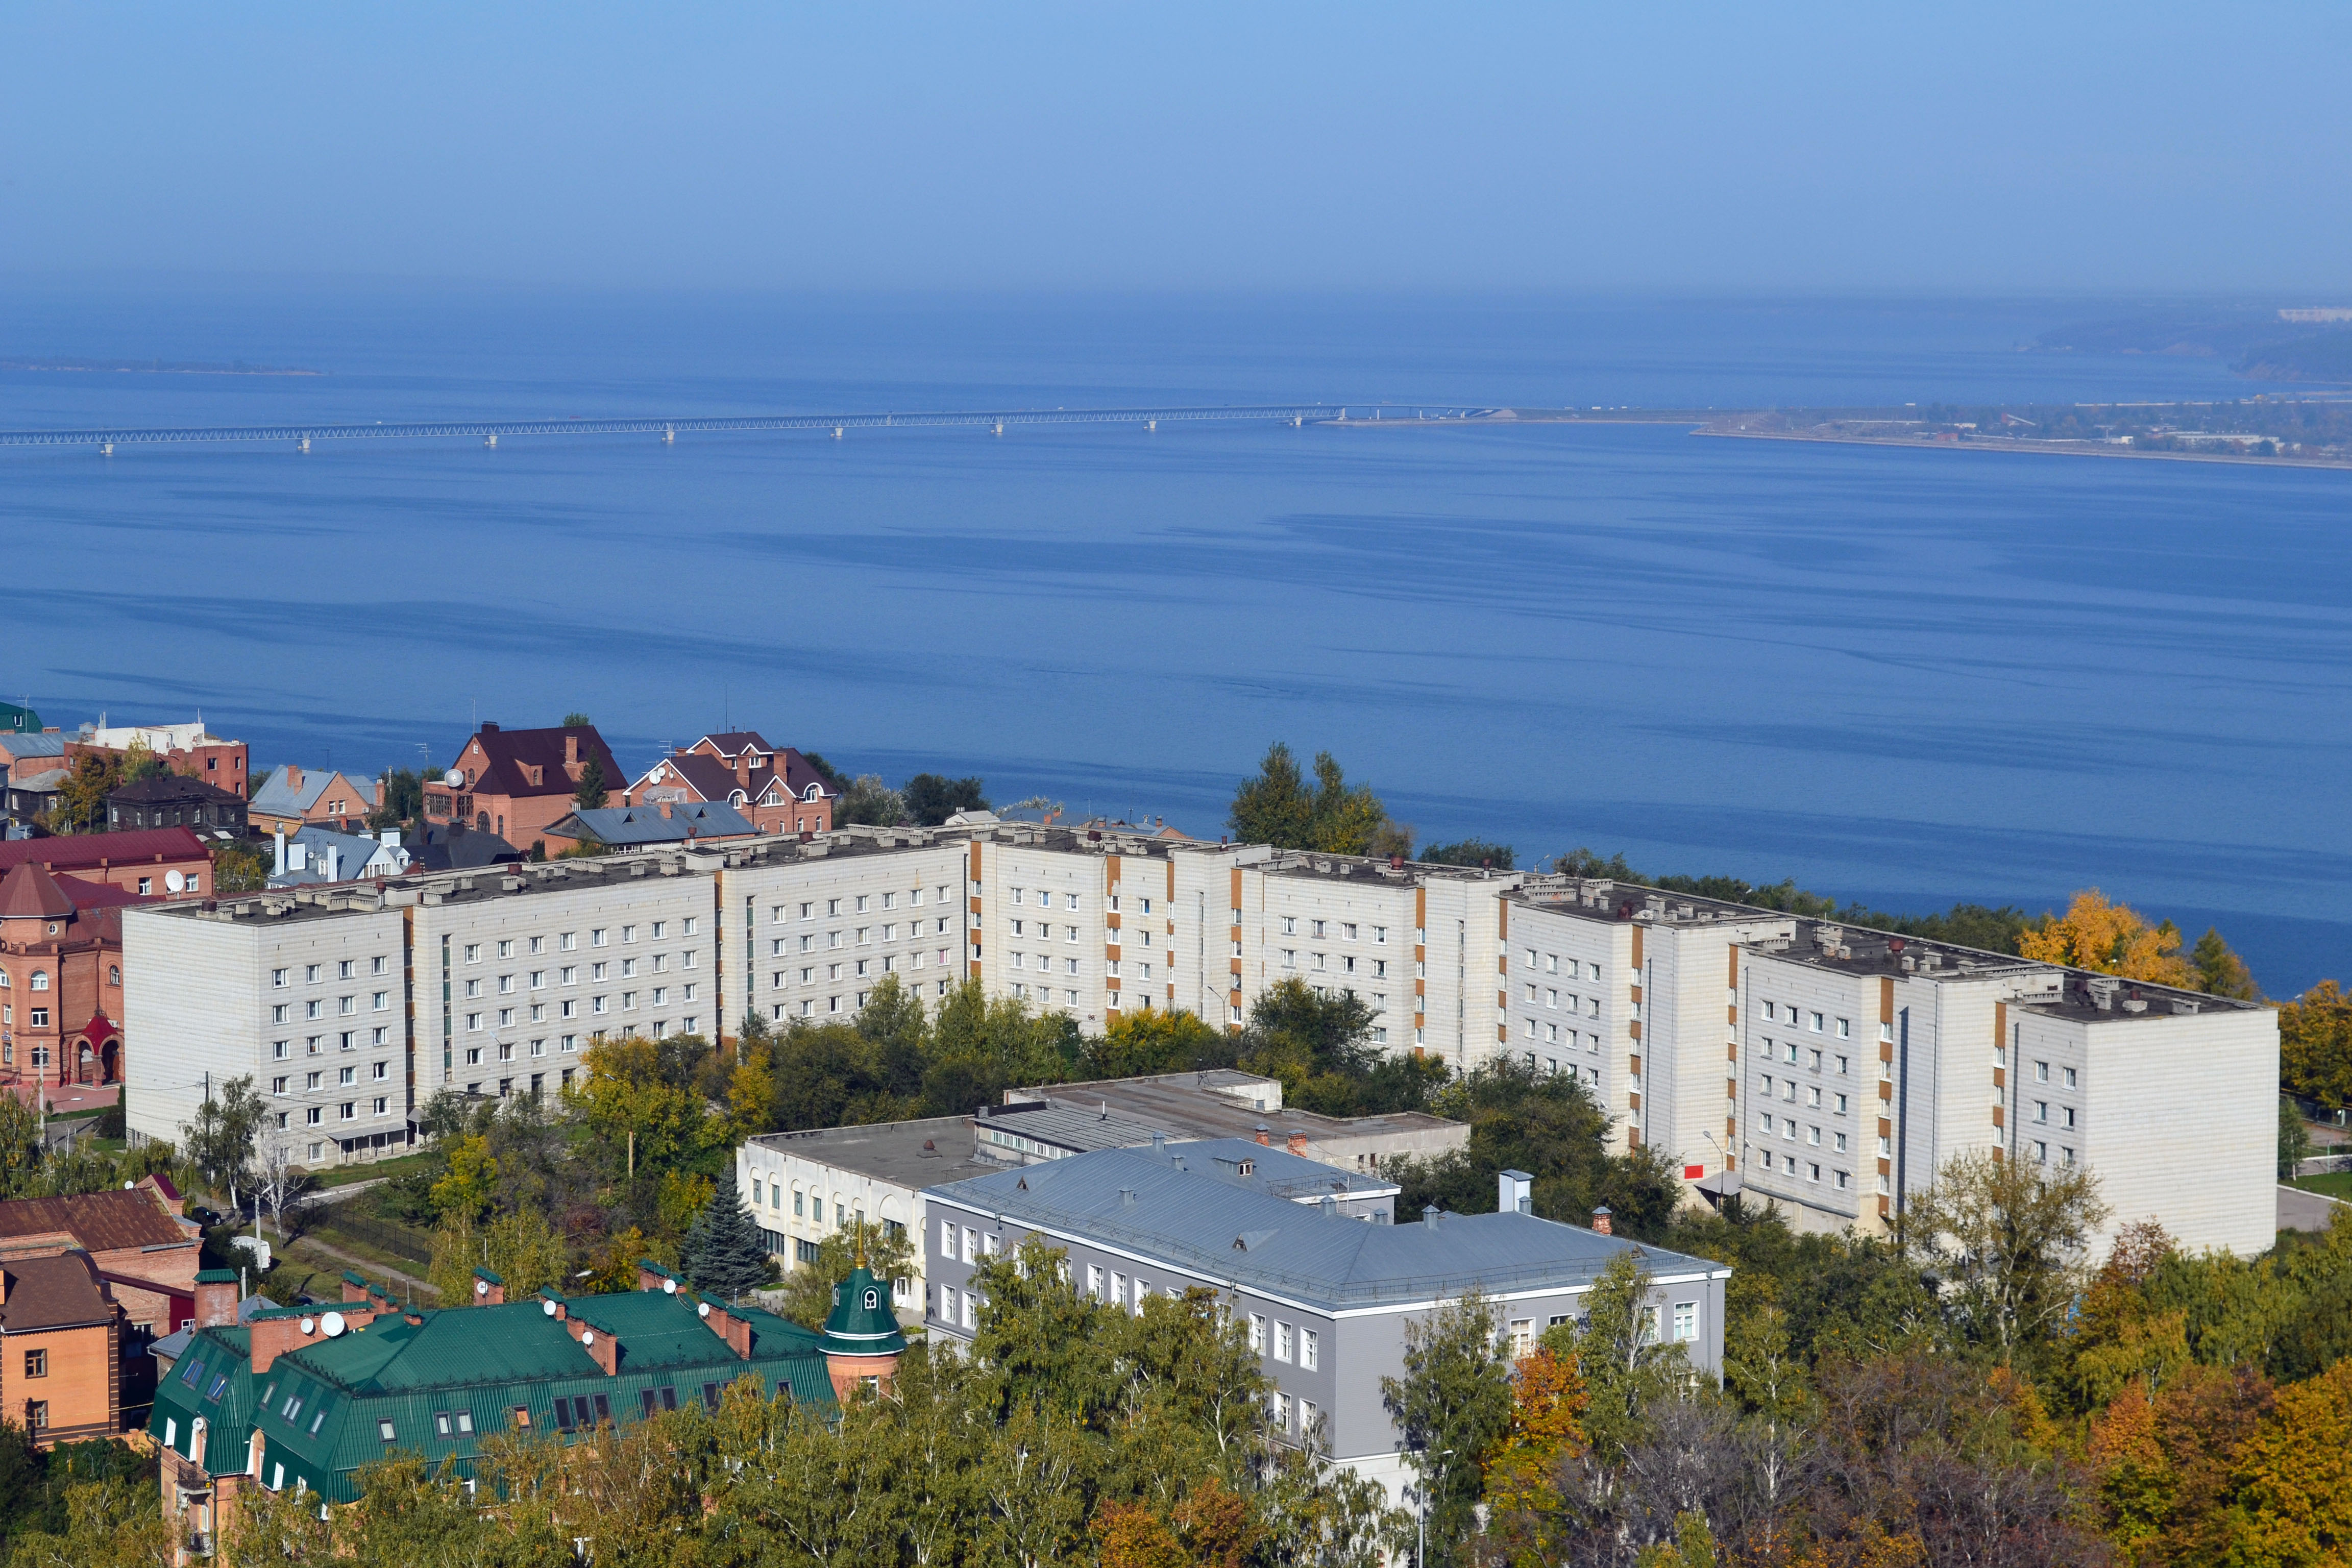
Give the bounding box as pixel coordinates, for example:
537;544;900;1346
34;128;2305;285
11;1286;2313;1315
7;4;2349;296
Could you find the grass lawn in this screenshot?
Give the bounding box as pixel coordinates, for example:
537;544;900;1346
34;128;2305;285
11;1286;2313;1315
2290;1169;2352;1202
308;1149;436;1190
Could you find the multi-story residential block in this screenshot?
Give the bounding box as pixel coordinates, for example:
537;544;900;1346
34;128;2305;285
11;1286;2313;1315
105;774;248;835
1727;919;2276;1257
735;1069;1453;1311
0;864;132;1090
70;719;250;800
421;722;625;855
925;1151;1731;1506
247;764;382;836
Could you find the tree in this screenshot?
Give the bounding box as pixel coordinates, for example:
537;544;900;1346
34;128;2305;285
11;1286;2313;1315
2279;981;2352;1108
2216;1358;2352;1566
369;767;424;827
49;751;125;835
574;756;608;810
1420;838;1515;870
249;1125;317;1236
181;1076;266;1216
1561;1250;1691;1464
1229;743;1411;856
1902;1148;2109;1365
1380;1291;1513;1567
2191;927;2260;999
682;1180;771;1301
902;773;988;826
562;712;594;727
1481;1342;1587;1520
2280;1098;2314;1181
800;751;847;794
210;838;271;894
2017;890;2196;988
838;774;906;827
0;1094;43;1198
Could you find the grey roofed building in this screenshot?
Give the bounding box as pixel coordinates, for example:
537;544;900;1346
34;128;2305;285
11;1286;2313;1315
0;732;66;768
266;824;410;888
404;821;523;872
543;801;757;850
924;1146;1731;1510
996;1069;1468;1173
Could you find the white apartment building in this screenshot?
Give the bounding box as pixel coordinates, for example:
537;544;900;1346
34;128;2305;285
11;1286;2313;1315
1730;920;2276;1257
123;852;720;1162
120;818;2281;1252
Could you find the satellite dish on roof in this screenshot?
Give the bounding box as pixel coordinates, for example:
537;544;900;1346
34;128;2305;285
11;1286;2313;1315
164;870;184;893
444;769;465;787
321;1311;347;1337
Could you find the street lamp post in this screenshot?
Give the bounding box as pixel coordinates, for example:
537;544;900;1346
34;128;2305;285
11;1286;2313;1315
1406;1440;1452;1568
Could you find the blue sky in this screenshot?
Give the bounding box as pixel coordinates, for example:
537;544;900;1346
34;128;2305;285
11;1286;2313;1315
4;3;2348;292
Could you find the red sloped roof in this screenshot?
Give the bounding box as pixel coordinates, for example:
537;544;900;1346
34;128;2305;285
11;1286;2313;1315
53;873;143;911
0;1190;190;1253
76;1011;117;1043
0;864;74;921
0;826;210;874
459;726;625;800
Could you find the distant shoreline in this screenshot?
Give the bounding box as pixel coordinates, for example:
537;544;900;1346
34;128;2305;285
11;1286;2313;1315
0;359;323;376
1320;406;2352;472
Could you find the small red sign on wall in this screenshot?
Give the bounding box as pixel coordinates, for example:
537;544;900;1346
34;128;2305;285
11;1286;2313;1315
1683;1164;1705;1179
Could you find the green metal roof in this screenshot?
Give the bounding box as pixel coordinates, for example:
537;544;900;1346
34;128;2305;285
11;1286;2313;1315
146;1291;837;1504
820;1266;908;1358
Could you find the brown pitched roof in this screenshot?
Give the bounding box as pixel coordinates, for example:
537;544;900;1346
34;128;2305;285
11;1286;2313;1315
0;864;75;921
0;826;210;874
0;1189;192;1254
107;774;244;806
646;753;745;804
467;725;624;800
0;1252;117;1332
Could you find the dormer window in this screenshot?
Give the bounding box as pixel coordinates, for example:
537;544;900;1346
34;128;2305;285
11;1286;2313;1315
804;785;822;801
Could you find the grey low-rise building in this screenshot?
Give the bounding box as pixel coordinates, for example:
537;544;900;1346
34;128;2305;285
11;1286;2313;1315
923;1148;1730;1507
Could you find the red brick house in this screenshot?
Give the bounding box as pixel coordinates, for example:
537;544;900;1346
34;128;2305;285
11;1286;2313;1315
627;732;837;835
66;720;250;801
0;864;136;1090
0;825;214;901
422;723;626;856
0;1181;202;1345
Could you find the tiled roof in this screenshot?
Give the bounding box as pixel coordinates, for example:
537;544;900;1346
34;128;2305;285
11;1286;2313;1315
693;731;771;759
0;826;210;874
636;753;746;804
463;726;624;800
0;1252;118;1332
53;873;143;911
776;749;838;800
0;863;76;921
0;1188;193;1253
407;823;523;873
927;1146;1729;1309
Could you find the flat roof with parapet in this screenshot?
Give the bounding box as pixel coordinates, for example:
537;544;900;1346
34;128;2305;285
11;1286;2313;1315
1504;876;1798;928
1006;1070;1466;1150
1257;847;1518;889
744;1114;1000;1192
709;821;1200;875
140;848;708;927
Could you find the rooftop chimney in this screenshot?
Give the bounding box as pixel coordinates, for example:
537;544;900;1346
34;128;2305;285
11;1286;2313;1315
1423;1206;1440;1229
282;764;302;789
1254;1124;1271;1147
565;735;579;765
472;1267;505;1306
1286;1129;1308;1157
481;722;500;733
1119;1188;1136;1208
1591;1206;1613;1236
1149;1131;1166;1158
1499;1169;1533;1215
1319;1195;1337;1218
273;825;287;879
194;1269;238;1329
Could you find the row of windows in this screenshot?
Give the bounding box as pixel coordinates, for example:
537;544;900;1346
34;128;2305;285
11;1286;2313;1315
1244;1312;1321;1369
271;993;394;1022
271;958;390;986
460;984;692;1028
1522;1051;1604;1085
457;921;689;961
1279;917;1385;942
770;982;950;1020
1521;1020;1603;1052
272;1097;393;1125
1523;986;1599;1015
773;890;953;920
1756;1076;1850;1115
0;971;47;991
1757;999;1851;1037
1285;951;1387;977
1522;951;1605;981
462;952;691;995
774;920;953;954
1759;1040;1849;1074
272;1063;391;1092
772;951;954;988
272;1030;393;1058
1755;1150;1851;1189
1756;1114;1848;1154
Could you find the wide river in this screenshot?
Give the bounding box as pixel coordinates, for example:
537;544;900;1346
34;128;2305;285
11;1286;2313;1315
1;291;2343;992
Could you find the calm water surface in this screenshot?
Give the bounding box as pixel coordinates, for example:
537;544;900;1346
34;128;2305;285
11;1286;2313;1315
1;292;2343;990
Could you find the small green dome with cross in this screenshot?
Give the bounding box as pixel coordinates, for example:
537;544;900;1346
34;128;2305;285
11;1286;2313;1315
819;1265;906;1358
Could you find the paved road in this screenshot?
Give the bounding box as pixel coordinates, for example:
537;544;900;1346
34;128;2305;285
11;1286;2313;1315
2278;1183;2345;1233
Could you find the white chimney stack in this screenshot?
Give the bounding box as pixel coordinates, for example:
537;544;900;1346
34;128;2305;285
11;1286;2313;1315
1499;1169;1533;1215
273;825;288;878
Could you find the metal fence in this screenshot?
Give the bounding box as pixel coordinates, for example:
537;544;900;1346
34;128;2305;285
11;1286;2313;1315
309;1211;435;1265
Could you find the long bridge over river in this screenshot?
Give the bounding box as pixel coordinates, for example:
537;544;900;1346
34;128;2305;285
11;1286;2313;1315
0;403;1499;455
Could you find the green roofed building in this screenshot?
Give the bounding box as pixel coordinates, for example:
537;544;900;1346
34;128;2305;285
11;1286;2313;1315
0;701;38;736
151;1265;835;1537
818;1262;908;1399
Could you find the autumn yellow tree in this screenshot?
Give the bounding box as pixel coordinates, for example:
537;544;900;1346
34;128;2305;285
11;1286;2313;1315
2278;980;2352;1108
2018;890;2196;988
2220;1358;2352;1565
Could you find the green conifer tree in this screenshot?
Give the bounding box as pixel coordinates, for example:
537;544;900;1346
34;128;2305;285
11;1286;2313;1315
682;1182;771;1301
